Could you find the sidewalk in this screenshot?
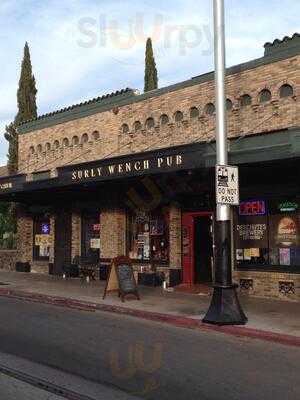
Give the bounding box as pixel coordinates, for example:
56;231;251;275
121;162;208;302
0;271;299;346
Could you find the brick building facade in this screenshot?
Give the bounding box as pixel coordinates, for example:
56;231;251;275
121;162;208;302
1;33;300;300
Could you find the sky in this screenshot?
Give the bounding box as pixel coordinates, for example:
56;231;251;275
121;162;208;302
0;0;299;165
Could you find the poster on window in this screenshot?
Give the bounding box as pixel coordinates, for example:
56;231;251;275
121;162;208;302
35;234;52;246
90;238;100;249
269;214;299;248
234;215;268;248
279;248;291;266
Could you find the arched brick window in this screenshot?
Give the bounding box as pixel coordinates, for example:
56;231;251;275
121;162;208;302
226;99;233;111
205;103;215;115
160;114;169;125
45;142;51;151
92;130;100;140
72;136;79;146
280;84;294;98
29;146;35;155
134;121;142;132
37;144;43;153
190;107;199;119
240;94;252;107
81;133;89;144
53;140;60;149
259;89;271;103
121;124;129;134
145;117;155;129
174;111;183;122
63;138;69;147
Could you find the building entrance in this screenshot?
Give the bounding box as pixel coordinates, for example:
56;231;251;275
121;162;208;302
54;210;72;275
182;212;213;285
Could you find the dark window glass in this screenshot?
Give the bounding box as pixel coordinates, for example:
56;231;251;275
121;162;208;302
174;111;183;122
145;117;155;129
134;121;142;132
205;103;215;115
160;114;169;125
72;136;79;146
280;84;293;98
63;138;69;147
121;124;129;134
234;198;300;270
45;142;51;151
240;94;252;107
92;131;100;140
226;99;233;111
53;140;60;149
81;133;89;144
190;107;199;119
259;89;271;103
127;209;169;263
33;216;51;261
37;144;43;153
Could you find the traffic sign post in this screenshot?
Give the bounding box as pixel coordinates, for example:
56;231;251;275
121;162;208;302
203;0;247;326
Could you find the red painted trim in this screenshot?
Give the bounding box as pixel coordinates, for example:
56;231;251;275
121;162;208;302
182;211;213;284
0;288;299;348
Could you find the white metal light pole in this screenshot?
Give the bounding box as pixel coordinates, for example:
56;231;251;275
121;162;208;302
203;0;247;325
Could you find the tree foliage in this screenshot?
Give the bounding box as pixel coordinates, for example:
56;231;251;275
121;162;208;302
144;38;158;93
4;42;37;175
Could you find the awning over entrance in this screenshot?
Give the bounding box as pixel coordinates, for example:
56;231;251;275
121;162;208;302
0;127;299;202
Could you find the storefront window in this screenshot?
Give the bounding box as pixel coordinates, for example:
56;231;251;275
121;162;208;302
33;216;51;261
234;198;300;270
127;209;169;263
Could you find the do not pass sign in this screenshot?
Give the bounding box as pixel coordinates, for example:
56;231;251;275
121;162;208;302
216;165;240;206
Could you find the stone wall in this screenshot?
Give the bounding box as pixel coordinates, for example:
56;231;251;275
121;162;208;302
100;209;126;259
234;270;300;301
0;250;17;271
18;55;300;175
17;214;33;263
169;204;182;268
71;211;81;260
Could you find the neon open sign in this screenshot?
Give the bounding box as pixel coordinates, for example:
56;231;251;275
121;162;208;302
239;200;266;216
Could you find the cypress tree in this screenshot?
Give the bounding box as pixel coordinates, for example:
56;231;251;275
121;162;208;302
4;42;37;175
144;38;158;93
15;42;37;126
2;42;37;237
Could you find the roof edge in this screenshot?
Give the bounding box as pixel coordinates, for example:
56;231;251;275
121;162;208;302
18;39;300;135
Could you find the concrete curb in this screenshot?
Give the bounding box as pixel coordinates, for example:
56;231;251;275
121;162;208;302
0;288;299;348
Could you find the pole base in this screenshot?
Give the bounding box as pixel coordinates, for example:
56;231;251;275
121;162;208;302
203;284;248;325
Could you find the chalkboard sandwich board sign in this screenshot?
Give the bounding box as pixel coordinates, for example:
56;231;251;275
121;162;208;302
103;256;140;302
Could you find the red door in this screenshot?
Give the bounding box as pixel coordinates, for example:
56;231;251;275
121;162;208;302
182;212;213;285
182;214;194;284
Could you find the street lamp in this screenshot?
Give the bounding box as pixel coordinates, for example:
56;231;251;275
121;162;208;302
203;0;247;325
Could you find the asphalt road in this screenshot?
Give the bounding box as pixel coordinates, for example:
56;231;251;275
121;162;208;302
0;297;299;400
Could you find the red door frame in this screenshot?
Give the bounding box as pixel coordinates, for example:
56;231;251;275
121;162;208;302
182;211;213;285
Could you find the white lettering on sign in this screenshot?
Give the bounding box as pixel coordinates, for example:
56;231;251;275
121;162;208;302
71;154;185;181
0;182;13;190
216;165;239;206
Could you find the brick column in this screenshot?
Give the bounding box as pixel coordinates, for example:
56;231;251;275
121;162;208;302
169;203;182;268
17;213;33;263
100;209;126;259
71;211;81;260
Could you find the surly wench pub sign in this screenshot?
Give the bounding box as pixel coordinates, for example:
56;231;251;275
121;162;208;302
61;153;188;184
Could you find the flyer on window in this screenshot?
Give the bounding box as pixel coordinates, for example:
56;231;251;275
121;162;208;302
279;248;291;266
